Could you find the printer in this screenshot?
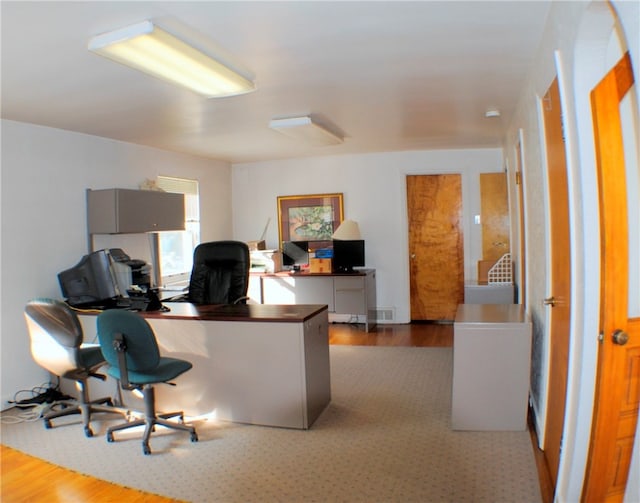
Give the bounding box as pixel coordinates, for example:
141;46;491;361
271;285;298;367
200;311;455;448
109;248;152;290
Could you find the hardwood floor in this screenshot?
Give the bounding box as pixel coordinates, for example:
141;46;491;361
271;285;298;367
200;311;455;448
329;320;453;347
2;322;548;502
0;445;183;503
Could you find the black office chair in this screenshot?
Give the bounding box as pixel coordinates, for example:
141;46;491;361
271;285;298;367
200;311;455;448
188;240;250;305
97;309;198;455
24;298;125;437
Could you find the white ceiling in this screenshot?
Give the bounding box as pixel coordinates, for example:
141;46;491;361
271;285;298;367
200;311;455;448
1;1;551;164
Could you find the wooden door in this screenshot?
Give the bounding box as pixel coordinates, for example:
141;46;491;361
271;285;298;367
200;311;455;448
541;77;572;489
582;52;639;503
480;172;510;262
407;174;464;321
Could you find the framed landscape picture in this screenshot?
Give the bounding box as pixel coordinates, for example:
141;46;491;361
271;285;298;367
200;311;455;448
277;193;344;245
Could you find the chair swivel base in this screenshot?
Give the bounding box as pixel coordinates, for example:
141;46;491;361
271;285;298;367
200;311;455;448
106;412;198;455
43;396;128;438
105;386;198;455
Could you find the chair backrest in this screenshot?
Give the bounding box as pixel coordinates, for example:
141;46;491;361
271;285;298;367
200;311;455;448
188;240;250;305
97;309;160;375
24;298;83;377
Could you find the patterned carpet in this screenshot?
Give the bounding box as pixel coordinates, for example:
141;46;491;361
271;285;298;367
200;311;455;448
0;346;541;502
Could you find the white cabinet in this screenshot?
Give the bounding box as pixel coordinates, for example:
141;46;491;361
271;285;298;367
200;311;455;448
87;188;185;234
334;276;367;314
262;275;335;311
452;304;532;431
261;269;376;331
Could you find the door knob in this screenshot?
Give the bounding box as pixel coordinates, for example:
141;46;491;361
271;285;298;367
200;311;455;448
612;329;629;345
411;254;416;259
543;296;556;307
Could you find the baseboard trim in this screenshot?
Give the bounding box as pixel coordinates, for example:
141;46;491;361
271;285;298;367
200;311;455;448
528;405;555;503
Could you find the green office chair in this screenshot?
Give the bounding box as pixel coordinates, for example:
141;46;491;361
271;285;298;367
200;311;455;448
97;309;198;455
24;298;126;437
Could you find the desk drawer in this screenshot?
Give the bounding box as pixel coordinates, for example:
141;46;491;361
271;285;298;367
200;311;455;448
334;276;365;315
262;276;334;311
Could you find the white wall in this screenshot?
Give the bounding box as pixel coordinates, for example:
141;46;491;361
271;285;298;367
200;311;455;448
503;1;639;500
232;148;503;323
0;119;232;406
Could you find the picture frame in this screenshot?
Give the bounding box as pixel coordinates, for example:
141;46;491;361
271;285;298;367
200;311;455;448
277;193;344;245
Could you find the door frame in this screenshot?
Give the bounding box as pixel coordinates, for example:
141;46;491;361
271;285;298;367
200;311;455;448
540;75;573;491
527;49;590;498
515;128;527;306
554;4;640;500
582;49;638;502
531;56;577;453
399;165;480;323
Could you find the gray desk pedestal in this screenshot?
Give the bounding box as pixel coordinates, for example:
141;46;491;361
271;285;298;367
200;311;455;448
451;304;532;431
464;283;514;304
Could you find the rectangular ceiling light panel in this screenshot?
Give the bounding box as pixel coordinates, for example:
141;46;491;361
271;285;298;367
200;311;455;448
268;117;343;146
89;21;255;98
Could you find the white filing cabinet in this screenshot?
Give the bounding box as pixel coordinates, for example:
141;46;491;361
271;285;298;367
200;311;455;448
261;275;335;311
452;304;532;431
261;269;376;331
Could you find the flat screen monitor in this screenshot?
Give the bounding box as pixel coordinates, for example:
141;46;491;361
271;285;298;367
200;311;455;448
58;249;120;307
282;241;309;271
332;239;365;273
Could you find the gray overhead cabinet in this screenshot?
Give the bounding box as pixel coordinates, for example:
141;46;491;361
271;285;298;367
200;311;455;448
87;188;185;234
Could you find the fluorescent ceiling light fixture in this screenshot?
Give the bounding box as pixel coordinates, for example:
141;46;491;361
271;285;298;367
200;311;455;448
268;116;343;146
88;20;255;98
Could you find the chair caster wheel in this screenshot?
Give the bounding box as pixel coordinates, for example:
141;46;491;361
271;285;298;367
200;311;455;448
143;444;151;455
106;432;114;442
44;420;52;429
84;427;94;438
190;432;198;442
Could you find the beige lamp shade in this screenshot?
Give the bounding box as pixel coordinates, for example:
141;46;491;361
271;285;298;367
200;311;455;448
332;220;361;240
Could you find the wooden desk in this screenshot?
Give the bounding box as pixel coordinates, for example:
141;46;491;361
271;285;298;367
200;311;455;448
79;303;331;429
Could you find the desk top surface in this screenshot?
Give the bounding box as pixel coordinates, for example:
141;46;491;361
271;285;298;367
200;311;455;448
132;302;327;323
455;303;527;324
258;268;373;278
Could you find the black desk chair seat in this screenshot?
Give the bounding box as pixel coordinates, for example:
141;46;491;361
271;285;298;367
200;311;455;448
97;309;198;455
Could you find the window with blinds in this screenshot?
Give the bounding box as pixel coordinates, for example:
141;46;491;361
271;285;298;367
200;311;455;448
153;176;200;288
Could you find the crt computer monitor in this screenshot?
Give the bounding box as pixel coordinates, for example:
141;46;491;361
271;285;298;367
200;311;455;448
332;239;365;273
282;241;309;271
58;249;120;307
